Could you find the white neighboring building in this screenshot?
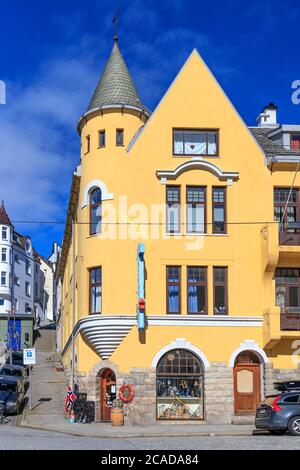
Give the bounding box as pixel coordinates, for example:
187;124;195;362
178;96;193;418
48;242;62;352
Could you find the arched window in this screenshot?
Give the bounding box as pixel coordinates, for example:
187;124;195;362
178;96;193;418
156;349;204;420
90;188;102;235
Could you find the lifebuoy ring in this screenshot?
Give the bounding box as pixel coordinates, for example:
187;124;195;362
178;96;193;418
119;384;134;403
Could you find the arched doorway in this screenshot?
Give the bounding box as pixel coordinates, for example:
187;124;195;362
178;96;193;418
234;351;262;415
156;349;204;420
100;368;116;421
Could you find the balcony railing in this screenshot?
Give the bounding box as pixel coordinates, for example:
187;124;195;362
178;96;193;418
279;223;300;245
281;308;300;331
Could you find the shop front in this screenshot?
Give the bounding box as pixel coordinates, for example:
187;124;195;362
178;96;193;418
156;349;204;420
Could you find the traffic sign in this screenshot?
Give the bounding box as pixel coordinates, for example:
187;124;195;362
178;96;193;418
23;348;36;365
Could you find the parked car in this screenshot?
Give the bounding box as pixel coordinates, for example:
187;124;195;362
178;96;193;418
255;382;300;436
0;376;25;415
0;364;28;387
6;351;29;374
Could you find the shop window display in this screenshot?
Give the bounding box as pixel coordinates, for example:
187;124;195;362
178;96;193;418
156;349;204;420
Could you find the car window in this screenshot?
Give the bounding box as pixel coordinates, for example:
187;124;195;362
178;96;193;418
282;394;300;403
0;383;17;392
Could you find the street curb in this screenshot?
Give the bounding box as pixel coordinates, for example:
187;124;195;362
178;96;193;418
18;422;253;439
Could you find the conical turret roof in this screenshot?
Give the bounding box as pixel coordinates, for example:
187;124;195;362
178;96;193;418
0;201;12;226
87;40;147;113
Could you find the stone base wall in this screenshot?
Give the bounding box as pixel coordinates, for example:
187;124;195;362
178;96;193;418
64;361;300;426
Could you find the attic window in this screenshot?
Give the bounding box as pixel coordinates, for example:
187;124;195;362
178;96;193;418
173;129;218;156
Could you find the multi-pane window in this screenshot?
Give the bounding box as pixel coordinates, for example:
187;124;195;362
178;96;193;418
212;188;226;234
166;186;181;234
274;188;300;230
89;267;102;314
25;281;31;297
186;186;206;233
1;248;7;263
276;268;300;311
187;267;207;314
173;129;218;156
90;188;102;235
214;267;228;314
25;303;31;313
2;227;7;240
291;134;300;151
166;266;181;314
1;272;6;286
116;129;124;146
99;130;106;147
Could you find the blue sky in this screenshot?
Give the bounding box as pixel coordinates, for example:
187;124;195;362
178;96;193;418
0;0;299;257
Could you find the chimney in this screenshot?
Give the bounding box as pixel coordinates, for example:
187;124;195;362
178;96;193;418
256;102;278;128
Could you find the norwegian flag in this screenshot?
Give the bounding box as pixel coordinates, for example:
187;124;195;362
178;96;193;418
65;386;76;413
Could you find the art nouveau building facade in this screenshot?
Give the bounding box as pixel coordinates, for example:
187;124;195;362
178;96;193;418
59;38;300;424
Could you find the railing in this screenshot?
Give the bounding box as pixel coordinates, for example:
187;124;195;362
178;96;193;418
279;231;300;246
281;309;300;330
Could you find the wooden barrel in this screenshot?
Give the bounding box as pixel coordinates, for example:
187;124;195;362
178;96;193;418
111;406;124;426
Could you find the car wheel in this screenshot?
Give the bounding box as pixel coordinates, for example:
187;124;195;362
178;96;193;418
288;416;300;436
269;430;286;435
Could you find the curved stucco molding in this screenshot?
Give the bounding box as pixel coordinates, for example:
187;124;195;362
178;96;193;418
81;179;114;208
156;159;239;182
151;338;210;369
228;339;269;367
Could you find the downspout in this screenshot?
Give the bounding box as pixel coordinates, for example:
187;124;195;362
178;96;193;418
137;243;145;331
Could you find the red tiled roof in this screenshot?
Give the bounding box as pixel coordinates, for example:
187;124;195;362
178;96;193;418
0;201;12;226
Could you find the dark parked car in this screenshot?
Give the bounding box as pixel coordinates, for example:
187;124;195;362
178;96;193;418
0;365;28;387
255;382;300;436
0;376;25;415
6;351;29;374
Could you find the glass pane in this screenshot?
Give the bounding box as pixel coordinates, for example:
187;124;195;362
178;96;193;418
215;286;226;314
90;286;101;313
91;268;101;284
168;286;179;313
167;205;180;233
184;132;206;155
187;187;205;203
207;132;217;155
187;205;205;233
213;207;225;233
213;189;224;203
167;267;180;282
276;286;286;310
289;286;299;307
188;267;205;283
188;285;206;313
90;189;101;205
174;131;184;154
167;187;180;203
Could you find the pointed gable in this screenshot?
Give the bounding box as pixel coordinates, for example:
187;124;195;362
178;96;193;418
0;201;12;226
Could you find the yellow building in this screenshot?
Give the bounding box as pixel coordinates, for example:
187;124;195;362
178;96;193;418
59;36;300;424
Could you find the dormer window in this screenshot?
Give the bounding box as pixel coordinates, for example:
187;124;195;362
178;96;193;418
99;130;106;148
291;134;300;151
173;129;218;156
116;129;124;146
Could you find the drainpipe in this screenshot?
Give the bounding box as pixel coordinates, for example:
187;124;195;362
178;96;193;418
71;220;75;389
137;243;145;331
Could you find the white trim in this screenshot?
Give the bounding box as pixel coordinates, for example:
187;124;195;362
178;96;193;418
151;338;210;369
229;340;269;367
81;180;114;208
156;160;239;182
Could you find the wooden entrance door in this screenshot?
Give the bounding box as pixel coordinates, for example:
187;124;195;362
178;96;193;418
234;364;261;414
101;369;116;421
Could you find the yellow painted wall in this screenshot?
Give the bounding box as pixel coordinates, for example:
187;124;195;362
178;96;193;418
60;49;300;373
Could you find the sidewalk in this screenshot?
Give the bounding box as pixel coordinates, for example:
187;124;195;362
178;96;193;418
19;347;255;438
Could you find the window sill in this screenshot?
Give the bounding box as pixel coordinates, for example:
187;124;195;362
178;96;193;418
97;146;106;149
173;154;220;158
